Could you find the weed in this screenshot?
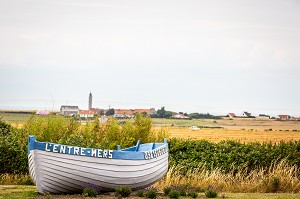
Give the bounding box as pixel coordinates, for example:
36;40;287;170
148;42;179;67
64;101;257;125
179;189;186;196
115;186;132;197
164;187;171;195
267;176;280;193
168;190;180;199
187;191;198;198
145;189;157;199
45;192;51;199
205;189;217;198
82;187;97;197
137;190;144;197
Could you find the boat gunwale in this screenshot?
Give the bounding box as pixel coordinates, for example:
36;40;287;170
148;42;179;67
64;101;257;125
28;135;168;161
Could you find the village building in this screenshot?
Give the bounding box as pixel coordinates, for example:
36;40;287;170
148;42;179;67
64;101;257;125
36;110;49;115
227;113;236;118
173;113;189;119
114;109;134;118
60;105;79;116
242;111;252;118
79;109;99;119
291;117;300;121
114;108;155;118
278;115;291;120
258;114;270;119
134;108;156;115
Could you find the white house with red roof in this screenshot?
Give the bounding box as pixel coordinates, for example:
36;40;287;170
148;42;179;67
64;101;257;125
79;109;99;119
114;109;135;118
173;113;189;119
114;108;155;118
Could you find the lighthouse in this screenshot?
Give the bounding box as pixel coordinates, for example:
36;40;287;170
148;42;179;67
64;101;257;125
88;92;92;110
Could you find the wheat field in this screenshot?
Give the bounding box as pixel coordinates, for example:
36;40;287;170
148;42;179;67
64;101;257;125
153;118;300;143
168;128;300;143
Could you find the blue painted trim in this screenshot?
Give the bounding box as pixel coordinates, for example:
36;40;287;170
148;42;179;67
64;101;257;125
28;135;36;154
28;135;168;160
135;140;140;151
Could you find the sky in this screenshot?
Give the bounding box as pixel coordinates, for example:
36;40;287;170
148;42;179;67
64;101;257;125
0;0;300;116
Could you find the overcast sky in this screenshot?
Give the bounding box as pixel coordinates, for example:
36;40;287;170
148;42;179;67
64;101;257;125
0;0;300;116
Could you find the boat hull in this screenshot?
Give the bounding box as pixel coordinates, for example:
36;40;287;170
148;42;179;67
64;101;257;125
28;137;168;194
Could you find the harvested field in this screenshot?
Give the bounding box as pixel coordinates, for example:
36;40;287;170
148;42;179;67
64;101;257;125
168;128;300;143
152;118;300;131
153;118;300;143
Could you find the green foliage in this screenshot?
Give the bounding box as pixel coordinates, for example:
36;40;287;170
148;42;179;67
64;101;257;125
164;187;171;195
106;108;115;116
0;117;13;136
188;113;221;120
25;190;39;197
137;190;144;197
145;189;157;198
179;188;186;196
82;187;97;197
168;190;181;199
1;115;168;174
169;186;186;196
169;138;300;173
115;186;132;197
187;191;198;198
205;189;217;198
0;128;28;174
152;107;172;118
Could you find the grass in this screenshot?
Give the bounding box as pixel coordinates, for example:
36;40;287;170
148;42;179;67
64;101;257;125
154;160;300;193
0;112;34;128
0;112;34;123
224;192;300;199
1;186;300;198
0;174;33;185
0;185;37;199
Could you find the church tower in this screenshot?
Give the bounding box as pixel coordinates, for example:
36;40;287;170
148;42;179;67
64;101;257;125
88;92;92;110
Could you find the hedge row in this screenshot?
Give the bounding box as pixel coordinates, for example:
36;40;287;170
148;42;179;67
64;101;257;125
169;138;300;173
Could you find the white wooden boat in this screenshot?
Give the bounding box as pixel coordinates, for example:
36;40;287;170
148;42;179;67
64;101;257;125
28;136;168;194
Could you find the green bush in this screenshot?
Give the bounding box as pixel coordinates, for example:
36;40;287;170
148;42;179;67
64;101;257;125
82;187;97;197
188;191;198;198
115;186;132;197
164;187;171;195
0;128;28;174
169;138;300;173
137;190;144;197
145;189;157;198
179;188;186;196
168;190;180;199
0;118;13;136
205;189;217;198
